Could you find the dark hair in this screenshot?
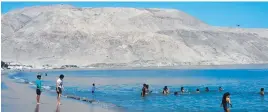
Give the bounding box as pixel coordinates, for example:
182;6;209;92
143;84;146;87
59;74;64;79
196;88;200;91
206;87;209;91
181;87;184;91
146;84;149;89
261;88;264;91
93;83;95;86
222;92;230;105
174;92;178;95
164;86;168;90
37;75;41;78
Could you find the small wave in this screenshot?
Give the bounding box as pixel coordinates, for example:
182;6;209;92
42;85;51;90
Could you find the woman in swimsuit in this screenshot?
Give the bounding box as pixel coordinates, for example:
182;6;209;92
141;84;146;97
221;92;232;112
162;86;169;95
181;87;185;93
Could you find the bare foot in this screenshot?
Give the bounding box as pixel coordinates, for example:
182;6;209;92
37;103;41;105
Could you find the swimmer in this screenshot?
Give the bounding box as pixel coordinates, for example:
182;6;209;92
260;88;264;96
141;84;146;97
196;88;200;93
205;87;209;92
162;86;169;95
92;83;96;94
219;87;223;92
221;92;232;112
181;87;185;93
174;91;179;95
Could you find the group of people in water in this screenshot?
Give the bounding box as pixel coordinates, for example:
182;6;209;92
34;73;265;112
141;83;265;112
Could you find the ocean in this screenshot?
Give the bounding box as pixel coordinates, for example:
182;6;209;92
5;69;268;112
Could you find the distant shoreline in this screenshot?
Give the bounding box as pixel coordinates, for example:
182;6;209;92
13;63;268;72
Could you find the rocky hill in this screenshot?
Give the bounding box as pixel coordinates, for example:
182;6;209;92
2;5;268;68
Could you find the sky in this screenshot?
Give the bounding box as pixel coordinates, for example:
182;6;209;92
1;2;268;28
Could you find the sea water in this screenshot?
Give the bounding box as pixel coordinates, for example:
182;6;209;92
7;69;268;112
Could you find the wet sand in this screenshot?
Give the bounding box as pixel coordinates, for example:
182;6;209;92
1;71;116;112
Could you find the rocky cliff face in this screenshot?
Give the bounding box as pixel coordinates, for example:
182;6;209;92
2;5;268;67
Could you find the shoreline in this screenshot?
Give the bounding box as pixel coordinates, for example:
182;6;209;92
1;70;118;112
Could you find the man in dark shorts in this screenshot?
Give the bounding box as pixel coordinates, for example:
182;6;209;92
36;75;42;104
56;74;64;105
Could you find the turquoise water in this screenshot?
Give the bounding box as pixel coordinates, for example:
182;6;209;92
7;69;268;112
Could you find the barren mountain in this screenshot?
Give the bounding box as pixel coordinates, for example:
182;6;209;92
2;5;268;68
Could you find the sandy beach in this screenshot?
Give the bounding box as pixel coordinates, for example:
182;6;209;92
1;71;117;112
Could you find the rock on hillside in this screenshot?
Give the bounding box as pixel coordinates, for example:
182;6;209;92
1;5;268;67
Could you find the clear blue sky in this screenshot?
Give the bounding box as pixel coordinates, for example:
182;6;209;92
2;2;268;28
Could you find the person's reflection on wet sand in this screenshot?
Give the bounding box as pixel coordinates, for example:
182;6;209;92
34;104;39;112
55;104;60;112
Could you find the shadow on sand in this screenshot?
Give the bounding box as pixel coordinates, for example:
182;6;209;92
55;105;60;112
34;104;39;112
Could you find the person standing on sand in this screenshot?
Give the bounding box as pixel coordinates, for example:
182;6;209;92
56;74;64;105
92;83;96;94
221;92;232;112
36;75;42;104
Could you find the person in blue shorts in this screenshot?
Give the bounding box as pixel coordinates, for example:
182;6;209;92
36;75;42;104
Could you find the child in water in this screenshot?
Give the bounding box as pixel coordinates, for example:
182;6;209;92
260;88;264;96
92;83;96;94
196;88;200;93
205;87;209;92
219;87;223;92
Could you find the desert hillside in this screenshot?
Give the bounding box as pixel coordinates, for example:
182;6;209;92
2;5;268;68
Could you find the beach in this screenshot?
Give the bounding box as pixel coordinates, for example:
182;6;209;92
1;70;117;112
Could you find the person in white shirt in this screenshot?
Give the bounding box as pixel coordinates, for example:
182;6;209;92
56;74;64;105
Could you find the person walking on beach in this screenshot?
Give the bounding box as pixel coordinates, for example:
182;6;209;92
36;75;42;104
221;92;232;112
56;74;64;105
92;83;96;94
162;86;169;95
260;88;264;96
